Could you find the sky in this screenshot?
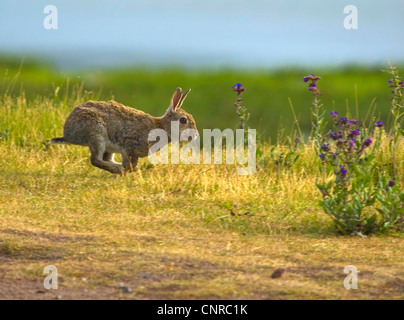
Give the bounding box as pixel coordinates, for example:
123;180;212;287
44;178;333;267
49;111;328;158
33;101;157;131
0;0;403;69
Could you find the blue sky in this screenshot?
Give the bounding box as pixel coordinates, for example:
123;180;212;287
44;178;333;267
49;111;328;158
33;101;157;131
0;0;403;69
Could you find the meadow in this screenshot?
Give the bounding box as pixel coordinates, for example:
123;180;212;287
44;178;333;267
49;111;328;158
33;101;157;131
0;57;403;299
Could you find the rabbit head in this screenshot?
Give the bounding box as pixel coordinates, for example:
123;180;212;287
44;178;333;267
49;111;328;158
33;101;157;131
160;88;198;141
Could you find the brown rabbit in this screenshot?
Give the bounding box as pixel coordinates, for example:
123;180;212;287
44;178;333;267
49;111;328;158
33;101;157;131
50;88;197;174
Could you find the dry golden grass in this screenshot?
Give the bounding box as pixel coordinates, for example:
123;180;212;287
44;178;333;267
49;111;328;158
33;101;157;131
0;92;403;299
0;143;403;300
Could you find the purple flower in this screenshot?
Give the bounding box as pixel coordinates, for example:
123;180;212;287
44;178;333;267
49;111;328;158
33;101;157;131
350;129;360;136
339;117;348;125
375;121;384;128
349;138;356;145
339;165;348;178
386;180;396;190
232;83;245;95
331;153;339;159
330;132;341;140
308;83;317;91
331;111;338;120
321;144;330;152
304;74;316;82
363;138;372;147
348;139;356;152
303;74;322;95
387;78;404;88
319;153;326;162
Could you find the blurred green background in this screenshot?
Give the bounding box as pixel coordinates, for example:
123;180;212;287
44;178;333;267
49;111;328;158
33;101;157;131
1;56;399;142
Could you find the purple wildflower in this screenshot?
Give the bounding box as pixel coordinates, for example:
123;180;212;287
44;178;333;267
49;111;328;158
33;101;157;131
321;144;330;152
347;139;356;152
319;153;326;162
303;74;322;95
375;121;384;128
303;74;316;82
386;180;396;190
363;138;372;148
350;129;360;136
331;111;338;122
232;83;245;95
388;78;404;90
330;132;342;140
339;117;348;125
339;165;348;179
308;83;318;92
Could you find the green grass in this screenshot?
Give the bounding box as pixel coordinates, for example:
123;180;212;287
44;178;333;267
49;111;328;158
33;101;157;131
0;57;403;299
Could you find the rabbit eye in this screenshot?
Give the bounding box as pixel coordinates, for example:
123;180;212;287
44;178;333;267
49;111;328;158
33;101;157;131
180;117;187;124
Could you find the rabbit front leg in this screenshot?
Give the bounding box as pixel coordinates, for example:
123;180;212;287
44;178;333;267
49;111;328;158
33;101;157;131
122;152;139;172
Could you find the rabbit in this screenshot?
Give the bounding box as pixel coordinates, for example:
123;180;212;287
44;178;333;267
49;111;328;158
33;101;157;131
50;87;198;174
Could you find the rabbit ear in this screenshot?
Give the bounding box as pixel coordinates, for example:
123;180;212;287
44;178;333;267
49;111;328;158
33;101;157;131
177;88;191;109
168;88;183;112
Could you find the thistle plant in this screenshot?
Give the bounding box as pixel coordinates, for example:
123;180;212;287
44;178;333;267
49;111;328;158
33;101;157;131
304;74;326;149
316;113;378;234
232;83;249;130
313;67;404;234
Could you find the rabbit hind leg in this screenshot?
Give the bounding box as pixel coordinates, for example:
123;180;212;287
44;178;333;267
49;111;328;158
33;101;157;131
89;141;124;174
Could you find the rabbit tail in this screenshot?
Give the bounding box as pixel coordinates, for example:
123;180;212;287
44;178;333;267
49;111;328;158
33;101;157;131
49;137;67;144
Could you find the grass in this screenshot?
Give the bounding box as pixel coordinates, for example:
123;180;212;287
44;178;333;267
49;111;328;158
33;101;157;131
0;60;403;299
